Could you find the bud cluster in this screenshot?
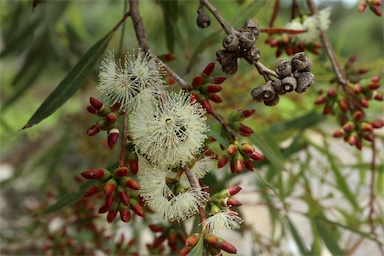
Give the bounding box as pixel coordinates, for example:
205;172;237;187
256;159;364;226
148;224;186;254
359;0;382;16
227;109;256;137
216;19;261;75
210;185;242;209
190;62;226;114
81;166;144;223
314;55;383;149
218;141;264;174
265;34;322;57
179;233;237;256
86;97;122;148
252;52;314;106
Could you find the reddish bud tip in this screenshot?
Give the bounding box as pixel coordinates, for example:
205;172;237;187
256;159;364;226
371;75;381;83
190;93;199;102
364;133;375;142
203;62;215;77
201;99;213;114
185;234;200;247
240;143;254;154
109;102;121;112
358;2;367;12
338;99;348;113
129;161;139;175
353;111;364;121
87;105;97;114
108;129;119;148
361;122;373;132
207;85;223;93
374;93;383;101
90;97;104;111
323;105;333;115
371;119;384;128
314;96;326;105
333;129;344;138
131;202;145;217
83;185;101;198
107;210;118;223
98;204;109;214
149;224;164;233
250;151;264;161
118;191;131;207
204;233;219;247
227;144;238;155
119;209;131;223
81;169;110;180
327;89;337;98
87;123;101;136
220;240;237;254
239;123;254;135
105;195;115;209
104;180;117;196
160;53;177;62
218;156;229;168
209;93;223;103
357;68;369;75
359;98;369;108
231;159;244;174
212;76;227;84
343;122;354;133
369;5;382;16
348;135;358;146
244;160;254;171
192;75;203;87
354;84;363;94
125;177;140;190
225;197;242;207
227;186;242;196
114;167;129;178
106;113;117;123
178;247;192;256
242;109;256;118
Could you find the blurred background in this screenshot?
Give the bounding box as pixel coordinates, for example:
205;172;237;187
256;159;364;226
0;0;383;255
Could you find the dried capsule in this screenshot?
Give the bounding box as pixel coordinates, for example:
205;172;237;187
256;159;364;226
275;59;292;78
281;76;297;93
295;72;315;94
291;52;312;72
239;31;256;49
216;50;238;66
222;61;238;75
196;10;211;28
251;81;276;102
222;34;239;52
264;94;280;106
243;19;260;39
271;79;286;95
243;46;260;64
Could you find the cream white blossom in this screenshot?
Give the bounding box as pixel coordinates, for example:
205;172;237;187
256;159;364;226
286;7;332;44
138;160;208;221
98;49;165;110
202;210;243;236
180;155;216;188
130;90;208;167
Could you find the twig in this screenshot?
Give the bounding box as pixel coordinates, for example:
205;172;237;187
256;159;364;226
200;0;238;35
255;61;278;81
118;0;129;56
211;109;239;142
129;0;149;52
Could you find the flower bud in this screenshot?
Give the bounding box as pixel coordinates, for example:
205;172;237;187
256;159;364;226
204;233;219;247
192;75;203;87
206;85;223;93
220;240;237;254
218;156;229;168
87;123;101;136
130;199;145;217
190;92;200;102
104;179;117;196
371;75;381;83
323;105;333;115
98;204;109;214
178;247;191;256
250;151;264;161
230;153;244;174
239;123;254;136
107;209;118;223
354;84;363;94
106;113;117;123
364;133;375;142
371;119;384;128
105;195;115;209
244;160;254;171
200;99;213;114
338;99;348;113
114;166;129;178
333;129;344;138
119;208;131;223
348;134;358;146
213;76;227;84
227;144;238;155
369;5;382;16
118;190;131;207
108;128;119;148
158;53;177;62
81;168;111;180
209;93;223;103
374;93;383;101
90;97;104;111
149;224;164;233
239;143;254;154
109;102;121;112
327;89;337;98
342;122;354;132
359;2;367;12
227;185;242;196
314;96;326;105
361;122;373;132
353;111;364;121
185;233;200;247
197;10;211;28
222;197;242;207
222;34;239;52
83;185;101;198
87;105;97;114
275;59;292;78
359;98;369;108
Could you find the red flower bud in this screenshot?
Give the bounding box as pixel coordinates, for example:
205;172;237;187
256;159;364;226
109;102;121;112
105;195;115;209
104;179;117;196
131;199;145;217
220;240;237;254
369;83;380;90
359;2;367;12
314;96;326;105
87;105;97;114
333;129;344;138
119;209;131;223
124;177;140;190
327;89;337;98
371;75;381;83
204;233;219;247
361;122;373;132
224;197;242;207
159;53;177;62
98;204;109;214
227;144;238;155
356;68;369;74
212;76;227;84
178;247;191;256
359;98;369;108
209;93;223;103
323;105;333;115
239;123;253;135
353;111;364;121
118;191;131;207
356;137;363;150
168;232;178;253
81;168;111;180
371;119;384;128
218;156;229;168
354;84;363;94
250;151;264;161
185;233;200;247
107;209;118;223
241;109;255;118
244;160;254;171
200;99;212;114
83;185;101;198
207;85;223;93
87;123;101;136
192;75;203;87
190;93;200;102
129;160;139;175
108;128;119;148
338;99;348;113
90;97;104;111
106;113;117;123
114;167;129;178
348;135;357;146
202;62;215;77
227;186;242;196
369;5;382;16
343;122;354;133
364;133;375;142
240;143;254;154
231;157;244;174
149;224;164;233
374;93;383;101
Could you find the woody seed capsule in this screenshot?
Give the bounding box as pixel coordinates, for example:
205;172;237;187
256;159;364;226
264;94;280;106
295;72;315;94
239;31;256;49
275;60;292;78
281;76;297;92
222;34;239;52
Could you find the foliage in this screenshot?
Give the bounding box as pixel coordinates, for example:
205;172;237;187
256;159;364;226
1;0;383;255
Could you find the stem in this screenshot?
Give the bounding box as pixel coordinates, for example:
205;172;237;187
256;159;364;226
118;0;129;56
255;61;278;81
112;10;131;33
200;0;237;35
211;109;239;142
129;0;149;52
118;113;129;167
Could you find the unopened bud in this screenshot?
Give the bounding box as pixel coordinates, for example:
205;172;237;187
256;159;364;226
192;75;203;87
81;168;111;180
223;197;242;207
107;209;118;223
212;76;227;84
83;185;101;198
227;144;238;155
104;179;117;196
227;185;242;196
108;128;119;148
220;240;237;254
314;96;326;105
361;122;373;132
185;233;200;247
119;208;131;223
374;93;383;101
359;98;369;108
123;177;140;190
105;195;115;209
118;190;131;207
338;99;348;113
129;160;139;175
204;233;219;247
364;133;375;142
327;89;337;98
114;167;129;178
87;105;97;114
333;129;344;138
250;151;264;161
130;199;145;217
203;62;215;77
207;85;223;93
149;224;164;232
239;123;253;136
354;84;363;94
106;113;117;123
348;135;358;146
353;111;364;121
230;154;244;174
178;247;192;256
87;123;101;136
244;160;254;171
90;97;104;111
218;156;229;168
343;122;354;133
209;93;223;103
200;99;213;114
98;204;109;214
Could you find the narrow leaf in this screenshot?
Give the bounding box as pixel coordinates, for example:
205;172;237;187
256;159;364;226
249;132;284;170
22;31;114;129
315;217;345;256
187;234;204;256
287;218;310;255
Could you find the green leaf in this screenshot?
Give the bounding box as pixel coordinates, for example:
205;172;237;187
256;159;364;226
207;129;230;149
22;31;114;129
41;180;96;215
188;234;204;256
315;217;345;256
287;218;310;255
269;111;326;134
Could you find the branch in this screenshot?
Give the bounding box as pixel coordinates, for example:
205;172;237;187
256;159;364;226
200;0;238;35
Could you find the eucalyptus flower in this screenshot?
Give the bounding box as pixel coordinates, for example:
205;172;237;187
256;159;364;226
202;210;243;236
179;155;216;188
130;90;208;167
98;49;165;111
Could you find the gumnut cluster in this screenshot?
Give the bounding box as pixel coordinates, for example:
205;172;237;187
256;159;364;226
252;52;314;106
218;140;264;173
359;0;382;16
190;62;226;114
314;55;383;150
216;19;261;75
80;166;144;223
86;97;121;148
264;7;331;57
